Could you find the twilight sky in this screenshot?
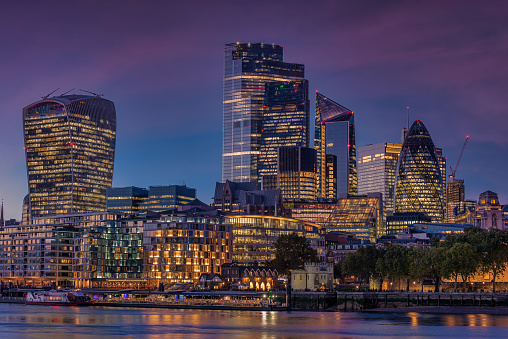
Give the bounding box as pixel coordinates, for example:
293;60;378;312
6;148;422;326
0;0;507;219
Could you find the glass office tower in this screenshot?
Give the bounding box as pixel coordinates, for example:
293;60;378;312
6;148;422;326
314;92;357;198
223;43;305;183
277;146;317;201
394;120;444;222
23;95;116;221
259;80;309;189
357;143;402;216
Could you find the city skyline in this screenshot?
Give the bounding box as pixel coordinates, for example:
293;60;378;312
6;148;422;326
1;1;508;219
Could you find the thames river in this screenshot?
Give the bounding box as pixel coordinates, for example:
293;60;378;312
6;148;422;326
1;304;508;338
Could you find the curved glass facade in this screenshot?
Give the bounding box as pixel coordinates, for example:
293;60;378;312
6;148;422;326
394;120;444;222
224;215;323;264
23;95;116;220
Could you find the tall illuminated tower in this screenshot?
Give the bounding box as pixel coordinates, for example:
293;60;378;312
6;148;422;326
222;43;305;183
314;92;357;198
23;94;116;221
259;80;309;189
358;142;402;216
394;120;444;222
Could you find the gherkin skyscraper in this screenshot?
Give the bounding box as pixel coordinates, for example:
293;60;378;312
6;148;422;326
394;120;444;222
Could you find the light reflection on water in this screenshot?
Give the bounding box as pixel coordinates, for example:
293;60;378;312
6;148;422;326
1;304;508;338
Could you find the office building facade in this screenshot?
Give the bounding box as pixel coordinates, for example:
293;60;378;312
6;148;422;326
107;185;196;214
394;120;445;222
277;146;317;201
223;43;305;183
23;95;116;221
324;193;383;242
224;215;324;264
446;179;465;223
357;142;402;216
314;92;357;198
259;80;310;189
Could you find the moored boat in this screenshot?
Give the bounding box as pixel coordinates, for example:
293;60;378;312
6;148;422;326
26;290;94;306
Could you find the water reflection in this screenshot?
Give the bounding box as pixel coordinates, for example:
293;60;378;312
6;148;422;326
1;304;508;338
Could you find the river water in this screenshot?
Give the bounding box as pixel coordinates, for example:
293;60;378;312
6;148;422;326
1;304;508;338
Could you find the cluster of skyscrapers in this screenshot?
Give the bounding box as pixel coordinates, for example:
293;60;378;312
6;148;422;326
0;42;505;290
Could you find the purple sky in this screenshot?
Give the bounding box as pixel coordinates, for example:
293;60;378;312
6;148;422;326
1;0;507;219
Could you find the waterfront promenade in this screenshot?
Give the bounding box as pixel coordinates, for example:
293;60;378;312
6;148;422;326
3;290;508;314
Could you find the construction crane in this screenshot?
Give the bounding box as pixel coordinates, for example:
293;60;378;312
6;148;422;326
448;136;469;182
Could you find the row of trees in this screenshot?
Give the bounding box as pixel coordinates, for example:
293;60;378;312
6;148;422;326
340;227;508;292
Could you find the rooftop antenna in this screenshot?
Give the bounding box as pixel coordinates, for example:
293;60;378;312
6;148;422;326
79;89;103;97
407;106;410;130
41;88;60;100
60;88;75;96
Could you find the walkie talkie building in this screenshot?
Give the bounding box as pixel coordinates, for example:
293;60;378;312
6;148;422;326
23;94;116;221
394;120;444;222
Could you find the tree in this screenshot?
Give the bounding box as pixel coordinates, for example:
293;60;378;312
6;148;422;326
443;242;480;291
479;228;508;293
411;246;447;292
271;233;318;278
376;244;413;291
342;245;385;289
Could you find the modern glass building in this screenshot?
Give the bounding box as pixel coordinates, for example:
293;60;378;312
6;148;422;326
314;92;357;198
224;215;324;264
324;193;383;242
139;185;196;212
394;120;445;222
259;80;309;189
107;185;196;213
357;143;402;216
223;43;305;183
277;146;317;201
107;187;149;214
23;95;116;221
285;201;336;228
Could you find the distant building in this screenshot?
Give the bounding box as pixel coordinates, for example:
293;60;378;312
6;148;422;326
213;180;287;216
143;211;232;287
221;263;278;291
259;80;310;189
23;94;116;221
276;146;317;201
107;186;149;213
357;142;402;216
285;201;337;228
325;234;368;263
291;262;334;291
314;92;357;198
386;212;431;235
473;191;505;230
106;185;196;214
224;215;324;264
324;193;383;242
394;120;445;222
408;222;470;237
446;179;465;223
223;42;305;183
324;154;337;200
